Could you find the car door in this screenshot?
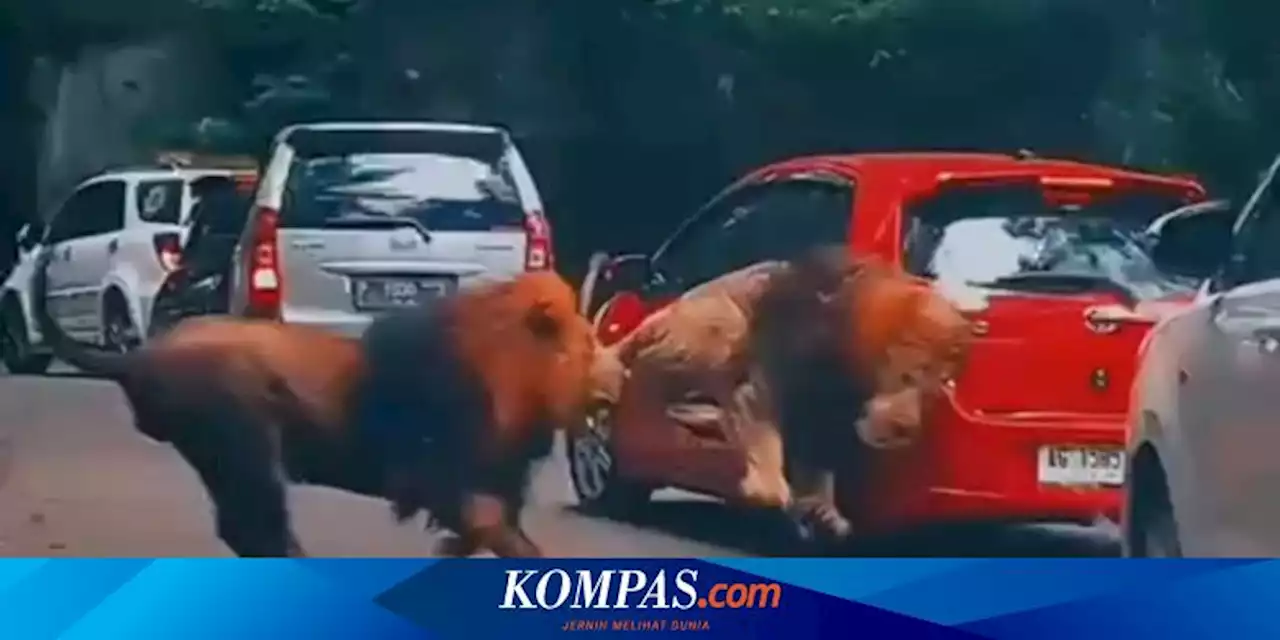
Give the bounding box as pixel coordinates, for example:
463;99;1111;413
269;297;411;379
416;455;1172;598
74;180;127;340
604;184;767;488
617;175;856;496
1179;154;1280;555
43;182;123;340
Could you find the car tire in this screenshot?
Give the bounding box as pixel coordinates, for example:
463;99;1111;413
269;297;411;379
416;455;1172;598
568;403;652;515
102;296;140;353
1;301;52;375
1130;491;1183;558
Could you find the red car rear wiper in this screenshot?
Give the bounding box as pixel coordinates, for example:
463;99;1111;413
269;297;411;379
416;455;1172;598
974;273;1139;307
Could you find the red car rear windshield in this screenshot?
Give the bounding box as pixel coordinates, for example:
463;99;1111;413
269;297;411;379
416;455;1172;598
903;182;1198;301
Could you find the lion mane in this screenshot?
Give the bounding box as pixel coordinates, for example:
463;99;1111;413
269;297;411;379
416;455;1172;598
751;246;971;544
31;247;595;558
360;272;597;547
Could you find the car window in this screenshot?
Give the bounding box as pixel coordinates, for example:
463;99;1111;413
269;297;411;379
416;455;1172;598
81;181;126;237
903;182;1196;301
47;181;125;243
652;185;772;292
749;177;854;261
1226;161;1280;288
137;179;184;224
279;128;524;231
652;177;854;292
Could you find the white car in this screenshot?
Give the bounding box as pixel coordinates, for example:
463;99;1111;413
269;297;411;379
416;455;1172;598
228;121;554;336
1125;153;1280;556
1;162;254;373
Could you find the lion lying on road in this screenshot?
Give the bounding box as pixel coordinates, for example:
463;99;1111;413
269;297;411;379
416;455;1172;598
589;246;971;544
31;251;596;558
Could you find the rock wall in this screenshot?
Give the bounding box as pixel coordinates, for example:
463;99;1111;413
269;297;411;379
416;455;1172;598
34;36;220;214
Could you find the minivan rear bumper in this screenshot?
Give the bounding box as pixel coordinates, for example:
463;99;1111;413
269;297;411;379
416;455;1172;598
843;400;1125;537
281;307;375;338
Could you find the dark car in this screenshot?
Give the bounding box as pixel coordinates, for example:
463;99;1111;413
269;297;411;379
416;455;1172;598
148;174;254;337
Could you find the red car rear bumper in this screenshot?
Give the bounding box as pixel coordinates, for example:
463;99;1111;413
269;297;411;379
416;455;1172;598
845;400;1125;537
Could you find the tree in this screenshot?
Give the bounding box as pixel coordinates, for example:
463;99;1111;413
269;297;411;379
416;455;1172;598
0;0;360;279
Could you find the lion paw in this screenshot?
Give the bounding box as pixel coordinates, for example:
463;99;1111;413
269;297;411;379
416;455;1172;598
789;502;853;545
436;534;478;558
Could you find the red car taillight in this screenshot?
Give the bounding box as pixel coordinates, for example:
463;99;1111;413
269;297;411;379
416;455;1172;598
152;232;182;272
246;207;282;319
524;209;553;271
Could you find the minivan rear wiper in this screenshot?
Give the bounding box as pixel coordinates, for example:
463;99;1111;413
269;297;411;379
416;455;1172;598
321;214;433;241
972;273;1138;307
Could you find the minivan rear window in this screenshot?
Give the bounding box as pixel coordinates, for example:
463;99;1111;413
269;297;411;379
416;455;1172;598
279;129;524;231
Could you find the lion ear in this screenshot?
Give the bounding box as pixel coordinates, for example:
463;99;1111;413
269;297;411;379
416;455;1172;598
524;301;561;341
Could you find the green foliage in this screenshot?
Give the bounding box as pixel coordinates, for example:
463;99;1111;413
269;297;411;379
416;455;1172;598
21;0;1280;186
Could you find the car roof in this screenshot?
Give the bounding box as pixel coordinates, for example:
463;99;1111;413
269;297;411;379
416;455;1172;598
275;120;508;141
88;166;250;182
749;151;1205;193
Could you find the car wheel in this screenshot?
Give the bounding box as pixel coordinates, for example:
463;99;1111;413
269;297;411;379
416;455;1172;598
568;403;652;514
102;299;140;353
1131;493;1183;557
1;303;52;375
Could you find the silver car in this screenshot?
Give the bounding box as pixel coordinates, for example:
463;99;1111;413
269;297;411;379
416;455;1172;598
229;121;554;335
1125;153;1280;556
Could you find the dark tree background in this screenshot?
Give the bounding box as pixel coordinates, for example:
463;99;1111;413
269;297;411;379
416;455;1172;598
3;0;1279;281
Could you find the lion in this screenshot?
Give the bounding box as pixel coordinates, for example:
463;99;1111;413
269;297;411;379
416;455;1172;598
589;245;971;546
31;248;596;558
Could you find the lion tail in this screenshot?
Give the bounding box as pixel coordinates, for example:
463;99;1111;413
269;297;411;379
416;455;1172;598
30;248;134;381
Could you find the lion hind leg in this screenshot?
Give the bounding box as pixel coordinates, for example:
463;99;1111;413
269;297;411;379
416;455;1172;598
779;414;854;547
450;492;542;558
171;397;305;558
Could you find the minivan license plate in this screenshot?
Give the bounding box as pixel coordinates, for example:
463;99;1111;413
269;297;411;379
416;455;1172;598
1037;446;1126;487
354;277;448;310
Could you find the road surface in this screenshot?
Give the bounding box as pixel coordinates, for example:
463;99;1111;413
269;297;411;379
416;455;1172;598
0;367;1120;558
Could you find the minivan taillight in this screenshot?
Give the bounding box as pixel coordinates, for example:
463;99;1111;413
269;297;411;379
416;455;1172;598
246;207;282;319
153;232;182;272
524;209;553;271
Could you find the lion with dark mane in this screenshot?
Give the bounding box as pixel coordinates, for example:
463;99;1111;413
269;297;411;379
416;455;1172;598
590;245;971;545
31;249;596;558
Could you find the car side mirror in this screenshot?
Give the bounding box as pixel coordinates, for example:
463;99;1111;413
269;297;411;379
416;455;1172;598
1144;200;1235;281
602;253;652;291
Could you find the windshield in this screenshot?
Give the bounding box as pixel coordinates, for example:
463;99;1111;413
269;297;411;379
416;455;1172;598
904;185;1197;301
281;151;525;231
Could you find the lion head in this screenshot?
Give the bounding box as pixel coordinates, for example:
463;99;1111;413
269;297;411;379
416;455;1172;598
452;271;600;434
842;260;972;450
752;246;971;453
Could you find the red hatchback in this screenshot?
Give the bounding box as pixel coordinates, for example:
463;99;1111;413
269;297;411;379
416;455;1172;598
571;152;1207;539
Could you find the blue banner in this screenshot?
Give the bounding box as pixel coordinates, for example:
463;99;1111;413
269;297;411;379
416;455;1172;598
0;558;1272;639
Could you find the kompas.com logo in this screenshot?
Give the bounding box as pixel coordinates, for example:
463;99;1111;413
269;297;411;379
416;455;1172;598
498;568;782;610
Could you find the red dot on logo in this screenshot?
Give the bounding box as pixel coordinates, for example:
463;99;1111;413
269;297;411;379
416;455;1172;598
697;598;707;608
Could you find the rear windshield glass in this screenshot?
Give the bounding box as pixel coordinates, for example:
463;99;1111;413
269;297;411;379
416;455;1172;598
279;129;524;231
137;179;185;224
903;183;1198;301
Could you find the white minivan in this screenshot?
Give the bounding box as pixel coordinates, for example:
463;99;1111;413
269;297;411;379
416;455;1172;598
230;121;554;335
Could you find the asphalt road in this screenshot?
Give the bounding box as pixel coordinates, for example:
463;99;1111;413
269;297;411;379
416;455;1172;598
0;365;1121;558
